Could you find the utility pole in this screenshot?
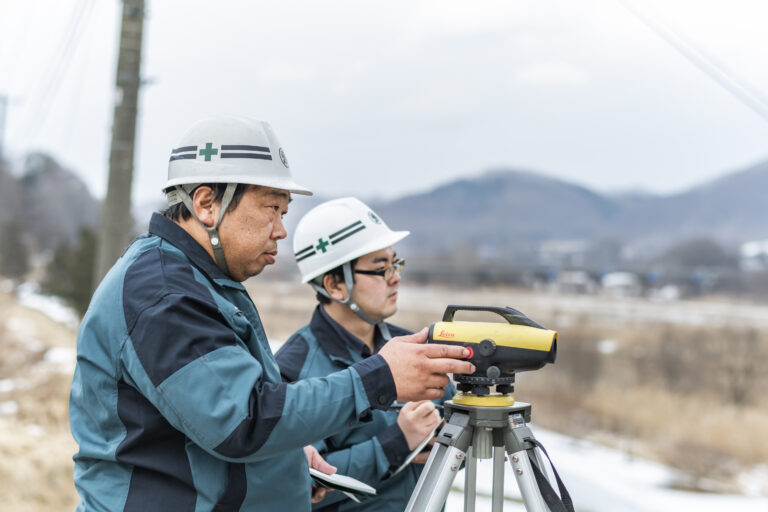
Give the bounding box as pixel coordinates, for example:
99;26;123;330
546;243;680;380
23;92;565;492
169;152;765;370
93;0;145;287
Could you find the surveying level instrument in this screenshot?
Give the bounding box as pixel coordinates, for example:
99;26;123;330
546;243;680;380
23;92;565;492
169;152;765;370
429;305;557;405
405;306;573;512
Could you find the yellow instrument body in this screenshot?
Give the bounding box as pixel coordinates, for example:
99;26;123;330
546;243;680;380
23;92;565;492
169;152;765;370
431;321;556;352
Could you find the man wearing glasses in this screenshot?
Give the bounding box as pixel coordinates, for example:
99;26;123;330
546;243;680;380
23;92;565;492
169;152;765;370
276;197;452;511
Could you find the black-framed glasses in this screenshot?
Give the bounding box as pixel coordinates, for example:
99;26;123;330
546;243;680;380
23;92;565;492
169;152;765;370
354;258;405;281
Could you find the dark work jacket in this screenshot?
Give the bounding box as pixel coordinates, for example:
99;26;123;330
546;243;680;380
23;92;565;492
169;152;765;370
276;306;454;512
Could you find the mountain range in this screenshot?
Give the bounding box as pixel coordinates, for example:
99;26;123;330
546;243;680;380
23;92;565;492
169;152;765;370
6;153;768;259
371;160;768;256
273;159;768;261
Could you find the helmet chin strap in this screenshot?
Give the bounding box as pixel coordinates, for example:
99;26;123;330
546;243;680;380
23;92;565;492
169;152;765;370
311;262;393;341
174;184;237;277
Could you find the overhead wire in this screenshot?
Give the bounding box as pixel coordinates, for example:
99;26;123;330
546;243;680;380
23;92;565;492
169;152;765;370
61;0;101;151
25;0;92;139
21;0;96;145
617;0;768;124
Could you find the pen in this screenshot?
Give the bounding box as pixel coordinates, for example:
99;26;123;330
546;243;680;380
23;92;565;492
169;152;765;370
389;401;444;411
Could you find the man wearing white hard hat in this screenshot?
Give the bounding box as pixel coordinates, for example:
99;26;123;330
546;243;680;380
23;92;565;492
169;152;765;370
69;116;475;511
277;198;454;511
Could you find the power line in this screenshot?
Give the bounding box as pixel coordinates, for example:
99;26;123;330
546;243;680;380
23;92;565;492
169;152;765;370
618;0;768;124
61;1;100;152
21;0;96;144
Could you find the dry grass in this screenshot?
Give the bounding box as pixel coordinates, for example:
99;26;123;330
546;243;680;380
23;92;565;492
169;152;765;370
583;386;768;462
520;319;768;491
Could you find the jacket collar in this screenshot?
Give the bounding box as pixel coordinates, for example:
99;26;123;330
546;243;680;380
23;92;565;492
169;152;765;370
309;305;388;365
148;212;243;289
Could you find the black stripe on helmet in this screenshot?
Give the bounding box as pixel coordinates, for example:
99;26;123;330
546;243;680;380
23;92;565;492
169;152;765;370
171;145;198;154
221;145;271;153
295;245;314;257
331;224;366;244
220;153;273;160
169;154;197;161
296;250;316;262
329;220;363;241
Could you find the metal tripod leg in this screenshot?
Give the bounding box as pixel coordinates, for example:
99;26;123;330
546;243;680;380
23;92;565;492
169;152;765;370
505;414;553;512
405;409;473;512
406;401;560;512
492;444;506;511
464;447;476;512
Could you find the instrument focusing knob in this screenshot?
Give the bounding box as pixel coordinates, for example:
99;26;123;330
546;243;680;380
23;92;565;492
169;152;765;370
478;338;496;356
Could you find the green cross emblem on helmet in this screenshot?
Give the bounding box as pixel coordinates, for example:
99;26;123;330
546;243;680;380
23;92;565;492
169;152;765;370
315;238;330;253
199;142;218;161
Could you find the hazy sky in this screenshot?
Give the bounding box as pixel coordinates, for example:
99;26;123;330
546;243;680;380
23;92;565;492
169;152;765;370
2;0;767;205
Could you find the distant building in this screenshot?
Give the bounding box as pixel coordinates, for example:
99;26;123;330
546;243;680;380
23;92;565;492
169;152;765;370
740;240;768;272
601;271;642;297
647;284;681;301
551;270;597;294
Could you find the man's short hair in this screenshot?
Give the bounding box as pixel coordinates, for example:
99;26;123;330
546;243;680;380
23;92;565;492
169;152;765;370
162;183;249;221
316;257;359;304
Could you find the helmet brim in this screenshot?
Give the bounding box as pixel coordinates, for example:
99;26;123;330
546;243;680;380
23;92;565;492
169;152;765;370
163;173;312;196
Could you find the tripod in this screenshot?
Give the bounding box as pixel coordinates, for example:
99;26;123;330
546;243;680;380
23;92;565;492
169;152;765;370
404;400;573;512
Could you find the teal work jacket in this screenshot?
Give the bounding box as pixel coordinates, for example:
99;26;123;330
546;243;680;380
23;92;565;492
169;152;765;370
69;213;397;511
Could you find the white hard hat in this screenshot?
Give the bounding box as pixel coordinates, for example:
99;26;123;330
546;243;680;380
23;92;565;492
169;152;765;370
294;197;409;283
164;115;312;197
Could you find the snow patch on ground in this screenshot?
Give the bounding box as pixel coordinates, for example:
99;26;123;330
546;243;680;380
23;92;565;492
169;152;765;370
0;401;19;415
43;346;77;373
443;426;768;511
15;283;79;329
0;379;15;393
25;424;47;437
740;464;768;498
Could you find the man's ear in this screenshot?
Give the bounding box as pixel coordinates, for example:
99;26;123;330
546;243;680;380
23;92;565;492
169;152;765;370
191;186;218;227
323;273;349;301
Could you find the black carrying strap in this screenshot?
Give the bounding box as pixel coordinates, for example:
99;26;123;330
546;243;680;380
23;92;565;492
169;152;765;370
524;437;575;512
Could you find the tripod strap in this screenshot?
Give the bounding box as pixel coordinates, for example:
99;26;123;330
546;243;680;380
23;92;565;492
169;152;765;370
524;437;575;512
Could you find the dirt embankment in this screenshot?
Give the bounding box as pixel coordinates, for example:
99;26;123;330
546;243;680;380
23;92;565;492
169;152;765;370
0;288;79;511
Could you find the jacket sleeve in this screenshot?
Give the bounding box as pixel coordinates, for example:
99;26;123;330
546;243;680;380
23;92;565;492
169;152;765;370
277;334;410;506
119;254;397;463
317;421;409;483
